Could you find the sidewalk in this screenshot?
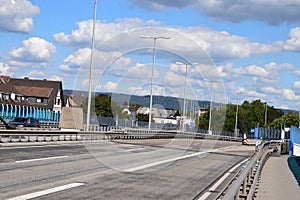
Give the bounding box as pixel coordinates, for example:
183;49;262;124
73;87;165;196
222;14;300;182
255;155;300;200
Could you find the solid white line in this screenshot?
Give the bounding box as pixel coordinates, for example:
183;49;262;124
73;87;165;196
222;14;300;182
124;147;144;152
198;158;250;199
229;158;249;173
123;146;231;172
197;192;211;200
7;182;85;200
15;155;69;163
209;172;231;191
124;145;238;172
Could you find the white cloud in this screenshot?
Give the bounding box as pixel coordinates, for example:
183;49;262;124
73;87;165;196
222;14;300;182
261;86;281;95
182;27;279;61
293;81;300;90
28;70;46;77
53;18;280;63
129;0;300;25
0;0;39;33
9;37;56;64
247;90;266;98
0;62;12;75
284;27;300;51
294;70;300;77
59;48;121;74
98;81;117;92
282;89;300;101
53;18;160;47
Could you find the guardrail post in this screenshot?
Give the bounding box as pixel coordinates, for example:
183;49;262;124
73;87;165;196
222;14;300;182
19;135;22;142
0;135;2;142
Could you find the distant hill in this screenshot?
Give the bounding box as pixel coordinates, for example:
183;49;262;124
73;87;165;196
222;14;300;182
64;90;210;111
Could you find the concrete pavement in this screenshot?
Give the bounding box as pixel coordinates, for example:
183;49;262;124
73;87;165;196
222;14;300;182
255;155;300;200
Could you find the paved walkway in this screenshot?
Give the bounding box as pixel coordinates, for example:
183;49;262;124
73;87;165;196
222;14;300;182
255;155;300;200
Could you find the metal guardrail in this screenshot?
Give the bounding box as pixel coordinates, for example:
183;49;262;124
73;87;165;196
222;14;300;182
0;128;244;143
218;141;280;200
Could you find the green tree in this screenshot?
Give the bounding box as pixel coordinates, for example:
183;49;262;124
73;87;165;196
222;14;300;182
197;99;284;134
136;113;149;122
94;94;113;117
270;112;300;128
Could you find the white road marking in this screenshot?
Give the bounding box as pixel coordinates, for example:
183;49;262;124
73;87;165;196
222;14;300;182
1;143;84;150
7;182;85;200
124;147;145;152
124;146;236;172
198;158;249;200
124;151;208;172
197;192;211;200
15;155;69;163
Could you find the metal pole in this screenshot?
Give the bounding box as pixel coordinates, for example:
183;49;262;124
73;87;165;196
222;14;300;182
86;0;97;131
183;64;188;131
140;35;170;130
176;62;189;131
264;102;267;126
208;82;213;135
205;79;220;135
149;38;156;131
234;92;240;137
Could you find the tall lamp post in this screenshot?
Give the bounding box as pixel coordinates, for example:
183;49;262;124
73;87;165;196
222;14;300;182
264;101;272;126
204;79;220;135
140;35;170;130
234;92;243;137
176;62;189;131
86;0;97;131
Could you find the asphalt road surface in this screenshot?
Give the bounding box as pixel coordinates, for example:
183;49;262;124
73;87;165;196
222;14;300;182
0;139;254;200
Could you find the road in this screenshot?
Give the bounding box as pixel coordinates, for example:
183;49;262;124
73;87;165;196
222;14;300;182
0;139;254;200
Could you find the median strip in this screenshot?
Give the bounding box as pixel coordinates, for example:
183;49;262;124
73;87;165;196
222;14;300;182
7;182;85;200
15;155;69;163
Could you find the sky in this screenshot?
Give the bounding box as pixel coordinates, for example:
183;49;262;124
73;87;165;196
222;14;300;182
1;0;300;110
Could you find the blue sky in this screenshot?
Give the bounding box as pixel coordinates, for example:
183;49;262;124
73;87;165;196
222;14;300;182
1;0;300;110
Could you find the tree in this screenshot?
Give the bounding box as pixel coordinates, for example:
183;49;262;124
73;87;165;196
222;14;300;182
197;99;284;134
270;112;300;129
136;113;149;122
94;94;113;117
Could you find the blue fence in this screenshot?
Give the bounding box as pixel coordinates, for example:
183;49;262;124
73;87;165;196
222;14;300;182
290;126;300;155
254;127;282;140
0;104;60;122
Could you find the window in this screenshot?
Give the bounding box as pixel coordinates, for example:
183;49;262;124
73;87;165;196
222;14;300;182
36;98;41;103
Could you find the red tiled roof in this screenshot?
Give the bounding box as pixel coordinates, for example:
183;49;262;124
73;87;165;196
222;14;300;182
0;76;64;110
14;86;53;97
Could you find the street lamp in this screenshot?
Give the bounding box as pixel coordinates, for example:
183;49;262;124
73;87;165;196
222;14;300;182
234;92;243;137
86;0;97;131
204;79;220;135
264;101;272;126
176;62;189;131
140;35;170;130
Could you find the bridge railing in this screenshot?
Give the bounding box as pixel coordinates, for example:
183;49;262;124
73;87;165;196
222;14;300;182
0;128;244;144
219;141;280;200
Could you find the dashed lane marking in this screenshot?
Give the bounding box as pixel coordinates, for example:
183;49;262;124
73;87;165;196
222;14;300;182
7;182;85;200
15;155;69;163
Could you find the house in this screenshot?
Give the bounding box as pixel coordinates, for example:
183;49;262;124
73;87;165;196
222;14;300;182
0;76;64;122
